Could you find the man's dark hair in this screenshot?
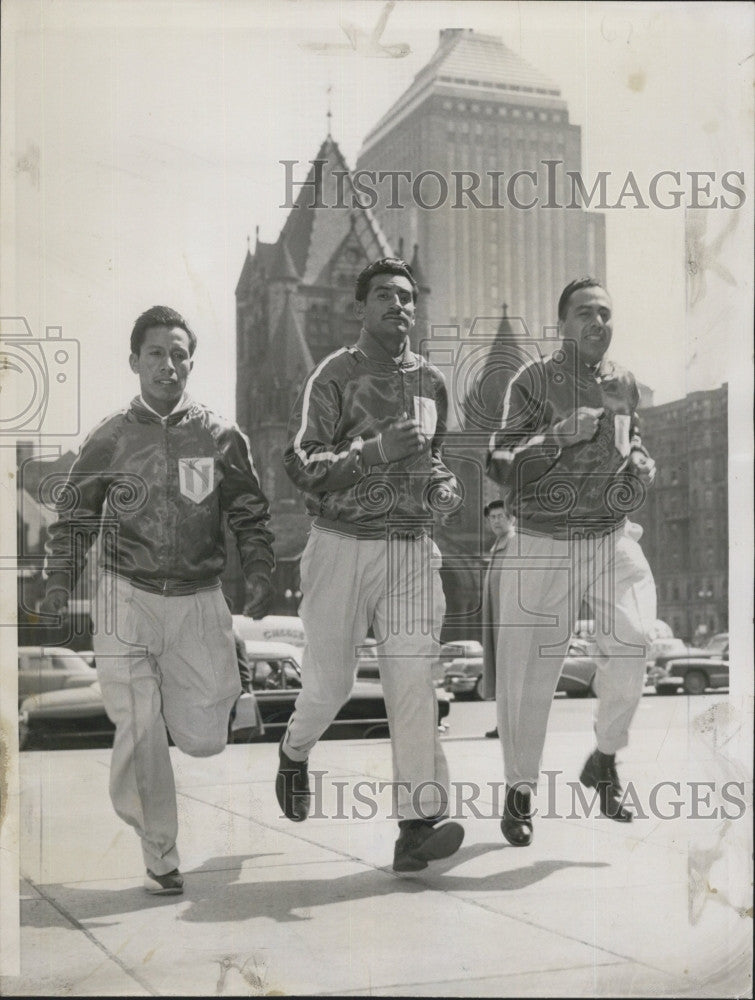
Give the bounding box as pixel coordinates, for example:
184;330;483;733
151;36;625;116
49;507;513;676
130;305;197;356
355;258;418;303
557;277;605;322
484;499;508;517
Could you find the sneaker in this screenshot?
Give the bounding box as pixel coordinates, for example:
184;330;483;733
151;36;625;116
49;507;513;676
144;868;184;895
393;820;465;873
275;740;310;822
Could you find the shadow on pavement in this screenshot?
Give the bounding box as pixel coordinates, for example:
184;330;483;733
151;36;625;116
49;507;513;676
22;847;609;928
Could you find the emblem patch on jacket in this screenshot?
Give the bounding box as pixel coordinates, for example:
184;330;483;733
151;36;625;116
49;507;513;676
178;456;215;503
414;396;437;439
613;414;631;458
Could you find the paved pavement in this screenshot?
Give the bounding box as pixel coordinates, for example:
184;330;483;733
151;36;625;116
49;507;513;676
1;694;752;997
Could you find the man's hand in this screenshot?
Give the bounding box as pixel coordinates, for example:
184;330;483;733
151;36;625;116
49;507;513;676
552;407;604;447
39;587;69;617
379;415;427;462
243;574;273;620
629;451;656;486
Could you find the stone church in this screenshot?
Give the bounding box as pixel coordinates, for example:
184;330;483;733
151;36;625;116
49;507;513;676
232;29;609;634
230;134;434;615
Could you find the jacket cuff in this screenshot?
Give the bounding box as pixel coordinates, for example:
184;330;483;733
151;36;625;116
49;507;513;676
361;437;385;469
44;572;71;593
246;562;273;582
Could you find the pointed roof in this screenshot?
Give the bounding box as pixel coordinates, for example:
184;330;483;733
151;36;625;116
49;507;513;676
265;291;313;375
269;237;300;283
361;29;565;154
235;238;280;295
462;303;529;433
235;249;255;296
496;302;514;338
278;135;393;284
409;243;429;292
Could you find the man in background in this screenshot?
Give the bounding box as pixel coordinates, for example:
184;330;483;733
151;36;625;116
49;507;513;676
480;499;516;739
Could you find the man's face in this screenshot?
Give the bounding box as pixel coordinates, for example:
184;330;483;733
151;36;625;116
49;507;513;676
356;273;416;351
129;325;193;415
559;286;613;366
486;508;512;538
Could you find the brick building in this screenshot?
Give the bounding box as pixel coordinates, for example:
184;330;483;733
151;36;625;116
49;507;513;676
633;385;729;642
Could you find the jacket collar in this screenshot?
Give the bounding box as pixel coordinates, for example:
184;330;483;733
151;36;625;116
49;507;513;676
558;339;612;379
354;328;420;371
131;392;194;422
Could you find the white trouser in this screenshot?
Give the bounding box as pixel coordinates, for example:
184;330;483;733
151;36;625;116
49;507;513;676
93;574;241;874
283;526;449;821
494;521;657;789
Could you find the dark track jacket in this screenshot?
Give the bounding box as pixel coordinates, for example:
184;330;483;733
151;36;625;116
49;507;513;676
44;396;274;594
486;343;651;537
284;336;461;537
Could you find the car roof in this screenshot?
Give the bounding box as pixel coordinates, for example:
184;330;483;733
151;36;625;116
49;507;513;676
243;640;302;659
18;646;84;656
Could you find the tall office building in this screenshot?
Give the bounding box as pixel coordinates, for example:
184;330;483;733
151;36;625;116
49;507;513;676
357;28;605;343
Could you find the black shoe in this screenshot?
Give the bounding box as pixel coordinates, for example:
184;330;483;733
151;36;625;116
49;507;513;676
144;868;184;895
393;820;465;873
500;784;533;846
275;740;310;822
579;749;632;822
485;728;499;739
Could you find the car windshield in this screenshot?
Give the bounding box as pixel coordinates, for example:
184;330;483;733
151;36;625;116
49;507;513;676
52;655;91;672
705;634;728;655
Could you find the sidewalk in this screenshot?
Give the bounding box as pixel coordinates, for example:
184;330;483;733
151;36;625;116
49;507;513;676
1;699;752;997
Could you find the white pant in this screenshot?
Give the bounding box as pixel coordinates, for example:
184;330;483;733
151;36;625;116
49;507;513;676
494;522;657;788
283;526;449;821
93;574;240;874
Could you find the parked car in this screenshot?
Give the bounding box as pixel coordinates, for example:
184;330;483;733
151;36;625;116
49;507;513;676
18;684;263;750
232;615;305;647
650;632;729;695
648;632;729;695
19;640;451;748
239;640;450;741
433;641;483;686
557;638;600;698
17;646;97;706
443;637;599;700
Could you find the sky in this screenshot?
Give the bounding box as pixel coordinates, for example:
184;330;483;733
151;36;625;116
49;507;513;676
1;0;753;448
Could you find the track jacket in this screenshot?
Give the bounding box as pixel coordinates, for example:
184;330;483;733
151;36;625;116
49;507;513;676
44;396;274;594
284;334;461;538
486;343;651;537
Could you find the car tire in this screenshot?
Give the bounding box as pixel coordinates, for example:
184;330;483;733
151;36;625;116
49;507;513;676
565;688;589;698
683;670;708;696
587;675;597;698
655;685;678;695
473;676;483;700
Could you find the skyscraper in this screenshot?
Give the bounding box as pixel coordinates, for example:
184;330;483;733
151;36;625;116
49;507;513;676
357;28;605;341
